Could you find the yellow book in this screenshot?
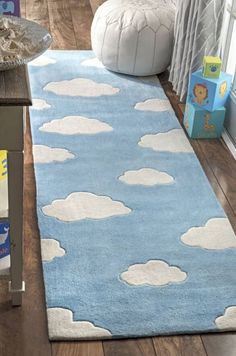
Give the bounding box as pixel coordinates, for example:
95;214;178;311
0;150;8;218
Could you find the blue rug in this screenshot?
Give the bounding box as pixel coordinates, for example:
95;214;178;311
29;51;236;340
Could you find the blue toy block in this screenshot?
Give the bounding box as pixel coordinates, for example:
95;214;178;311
188;70;232;112
184;102;225;139
0;222;10;260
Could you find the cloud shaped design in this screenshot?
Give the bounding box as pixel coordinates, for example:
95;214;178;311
139;129;193;153
215;306;236;330
44;78;119;97
42;192;131;222
121;260;187;286
81;57;104;68
39;116;113;135
135;98;172;112
119;168;174;186
32;99;51;110
30;56;56;67
47;307;111;340
41;239;65;262
33;145;75;164
181;218;236;250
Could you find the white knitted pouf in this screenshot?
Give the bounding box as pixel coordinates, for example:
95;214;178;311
91;0;176;76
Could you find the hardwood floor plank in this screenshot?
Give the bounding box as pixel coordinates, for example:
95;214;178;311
25;0;50;30
188;139;235;218
47;0;77;50
103;338;157;356
20;0;26;18
153;335;207;356
197;139;236;214
69;0;93;50
202;333;236;356
52;341;104;356
89;0;105;15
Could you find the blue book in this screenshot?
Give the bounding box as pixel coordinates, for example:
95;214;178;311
0;222;10;259
0;0;20;16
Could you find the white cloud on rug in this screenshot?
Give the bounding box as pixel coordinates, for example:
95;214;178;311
41;239;65;262
42;192;131;222
135;98;172;112
81;57;104;68
39;116;113;135
119;168;174;186
181;218;236;250
44;78;120;97
121;260;187;286
215;307;236;330
47;308;111;340
30;56;56;67
139;129;193;153
32;99;51;110
33;145;75;164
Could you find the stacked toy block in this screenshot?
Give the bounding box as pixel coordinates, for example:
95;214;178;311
0;150;10;261
184;56;232;139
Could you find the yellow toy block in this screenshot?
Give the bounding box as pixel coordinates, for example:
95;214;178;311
202;56;222;78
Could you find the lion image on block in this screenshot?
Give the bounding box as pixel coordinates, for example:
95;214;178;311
193;83;208;105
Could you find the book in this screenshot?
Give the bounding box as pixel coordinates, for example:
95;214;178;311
0;150;9;261
0;150;8;219
0;0;20;17
0;221;10;260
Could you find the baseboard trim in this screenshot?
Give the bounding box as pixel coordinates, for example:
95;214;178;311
222;129;236;160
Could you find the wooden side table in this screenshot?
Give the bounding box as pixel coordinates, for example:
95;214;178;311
0;65;32;306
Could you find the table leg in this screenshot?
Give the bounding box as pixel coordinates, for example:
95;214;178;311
8;151;25;306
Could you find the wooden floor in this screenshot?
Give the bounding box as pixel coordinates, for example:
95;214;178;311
0;1;236;355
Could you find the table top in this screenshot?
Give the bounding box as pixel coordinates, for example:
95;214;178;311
0;65;32;106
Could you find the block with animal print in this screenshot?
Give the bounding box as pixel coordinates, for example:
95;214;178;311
184;102;226;139
202;56;222;79
188;70;232;112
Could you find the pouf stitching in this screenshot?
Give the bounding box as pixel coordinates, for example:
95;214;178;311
101;23;109;64
97;13;173;33
116;12;126;70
